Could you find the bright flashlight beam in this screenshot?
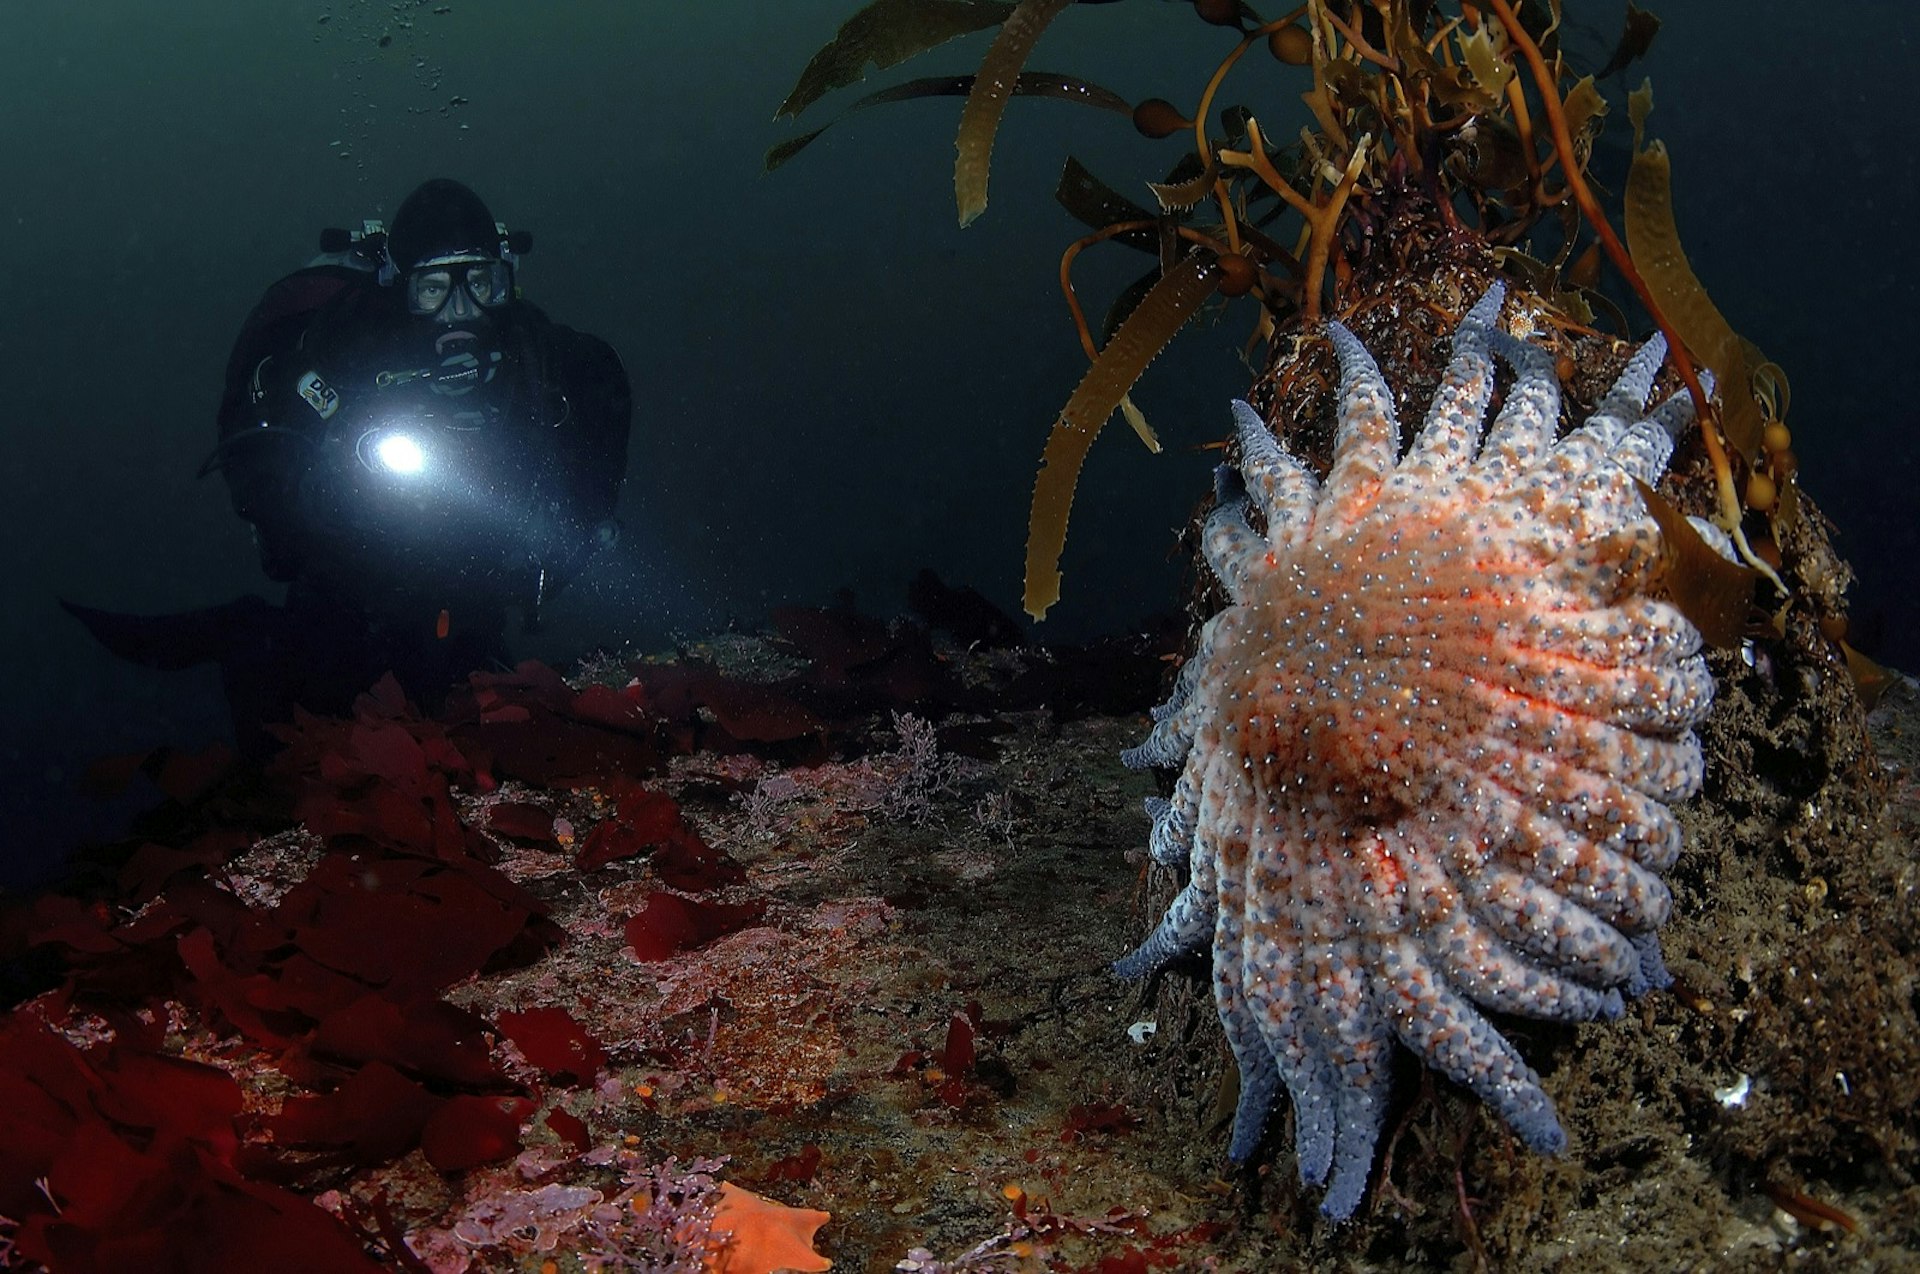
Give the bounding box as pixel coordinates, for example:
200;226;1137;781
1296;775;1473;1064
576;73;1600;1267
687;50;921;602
374;433;427;475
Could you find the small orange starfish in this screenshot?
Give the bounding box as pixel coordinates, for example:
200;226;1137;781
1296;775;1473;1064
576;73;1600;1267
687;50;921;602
706;1182;832;1273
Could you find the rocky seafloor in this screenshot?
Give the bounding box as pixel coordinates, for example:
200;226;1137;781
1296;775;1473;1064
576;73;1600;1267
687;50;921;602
2;598;1915;1272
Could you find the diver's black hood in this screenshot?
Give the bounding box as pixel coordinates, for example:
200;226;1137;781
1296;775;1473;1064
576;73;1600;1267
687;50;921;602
387;178;501;273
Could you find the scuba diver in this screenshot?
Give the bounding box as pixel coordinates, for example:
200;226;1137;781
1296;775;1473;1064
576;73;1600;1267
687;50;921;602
189;177;631;738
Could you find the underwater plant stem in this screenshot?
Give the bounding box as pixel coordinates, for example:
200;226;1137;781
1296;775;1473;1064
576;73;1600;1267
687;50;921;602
1190;7;1309;175
1059;222;1235;360
1500;76;1552;204
1486;0;1752;548
1215;178;1246;256
1221;119;1317;220
1060;221;1153;361
1219;119;1368;322
1304;135;1369;322
1319;5;1397;72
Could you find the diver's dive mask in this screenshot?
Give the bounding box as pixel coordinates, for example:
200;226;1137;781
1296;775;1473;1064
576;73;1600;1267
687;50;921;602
405;254;514;319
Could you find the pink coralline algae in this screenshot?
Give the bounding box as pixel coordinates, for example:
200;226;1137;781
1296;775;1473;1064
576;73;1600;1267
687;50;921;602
1117;283;1717;1219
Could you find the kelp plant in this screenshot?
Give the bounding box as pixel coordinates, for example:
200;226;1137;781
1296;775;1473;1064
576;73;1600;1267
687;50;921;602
772;0;1884;693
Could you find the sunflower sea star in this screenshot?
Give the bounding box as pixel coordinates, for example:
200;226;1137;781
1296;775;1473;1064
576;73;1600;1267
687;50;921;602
1116;283;1716;1220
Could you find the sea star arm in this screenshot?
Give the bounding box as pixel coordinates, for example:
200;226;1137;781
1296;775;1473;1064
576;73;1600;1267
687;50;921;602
1448;857;1639;985
1404;848;1626;1020
1147;767;1202;866
1380;934;1568;1155
1229;399;1318;540
1399;282;1503;481
1317;321;1403;530
1201;485;1267;603
1477;331;1561;478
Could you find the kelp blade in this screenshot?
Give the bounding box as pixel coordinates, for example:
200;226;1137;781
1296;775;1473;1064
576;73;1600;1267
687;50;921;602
1055;156;1158;238
1625;133;1769;457
1024;254;1221;619
1596;2;1662;78
768;74;1129;173
1636;479;1756;649
1842;641;1895;710
955;0;1074;226
765;128;832;172
778;0;1014;119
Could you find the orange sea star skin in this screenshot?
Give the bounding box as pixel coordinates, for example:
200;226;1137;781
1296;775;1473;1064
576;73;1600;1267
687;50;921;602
1115;284;1714;1220
707;1181;832;1273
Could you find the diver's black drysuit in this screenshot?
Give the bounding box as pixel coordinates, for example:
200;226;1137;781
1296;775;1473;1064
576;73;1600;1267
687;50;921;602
209;262;630;735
